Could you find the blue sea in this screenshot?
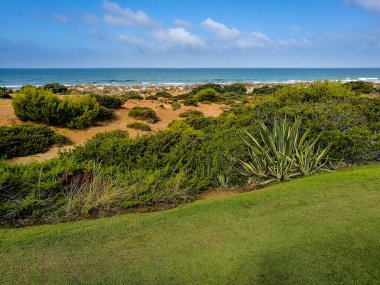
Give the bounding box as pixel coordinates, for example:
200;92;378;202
1;68;379;88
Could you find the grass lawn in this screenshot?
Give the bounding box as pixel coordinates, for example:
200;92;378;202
1;165;379;284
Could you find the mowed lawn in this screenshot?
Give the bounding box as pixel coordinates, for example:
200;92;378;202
1;165;379;284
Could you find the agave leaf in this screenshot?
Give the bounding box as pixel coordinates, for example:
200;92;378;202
237;117;330;184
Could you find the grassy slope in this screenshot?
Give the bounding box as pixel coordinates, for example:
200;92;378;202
1;165;379;285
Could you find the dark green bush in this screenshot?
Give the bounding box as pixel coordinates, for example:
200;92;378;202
0;124;70;158
0;87;13;99
19;85;36;92
172;102;181;111
12;87;100;129
191;83;224;95
155;91;172;98
119;92;143;101
145;95;158;100
179;109;204;118
127;122;152;131
183;99;198;106
223;83;247;94
252;85;284;95
222;92;249;101
194;88;222;102
96;106;115;121
42;83;68;94
184;116;217;130
0;155;89;226
344;81;374;95
129;106;160;123
90;94;123;109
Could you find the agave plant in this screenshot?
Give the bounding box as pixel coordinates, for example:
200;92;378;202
240;118;330;184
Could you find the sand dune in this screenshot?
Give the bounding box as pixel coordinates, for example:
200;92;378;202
0;98;227;163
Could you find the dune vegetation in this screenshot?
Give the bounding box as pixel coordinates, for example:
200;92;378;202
0;124;70;159
0;81;379;227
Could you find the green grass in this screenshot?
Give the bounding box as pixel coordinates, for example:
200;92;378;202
1;165;379;284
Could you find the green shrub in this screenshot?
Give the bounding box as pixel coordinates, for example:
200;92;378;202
179;109;204;118
90;94;123;109
127;122;152;131
12;87;100;129
145;95;158;100
0;87;13;99
193;88;221;102
119;92;143;101
129;106;160;123
223;83;247;94
0;155;89;226
344;81;374;95
96;106;115;121
42;83;68;94
183;99;198;106
191;83;224;94
0;124;70;158
172;102;181;111
19;85;36;92
155;91;172;98
252;85;284;95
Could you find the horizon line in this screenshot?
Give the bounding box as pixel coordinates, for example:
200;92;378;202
1;67;380;69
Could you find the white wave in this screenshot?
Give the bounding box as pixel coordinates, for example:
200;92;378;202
358;77;379;82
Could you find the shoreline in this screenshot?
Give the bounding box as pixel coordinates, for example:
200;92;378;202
5;78;380;89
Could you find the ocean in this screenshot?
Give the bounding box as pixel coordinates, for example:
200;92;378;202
1;68;379;87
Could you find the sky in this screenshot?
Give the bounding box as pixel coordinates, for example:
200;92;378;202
0;0;380;68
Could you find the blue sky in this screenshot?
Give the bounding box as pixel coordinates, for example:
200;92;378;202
1;0;380;67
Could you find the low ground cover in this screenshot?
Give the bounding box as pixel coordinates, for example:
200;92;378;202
0;124;70;159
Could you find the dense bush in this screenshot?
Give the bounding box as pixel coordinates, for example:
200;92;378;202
183;99;198;106
191;83;224;95
42;83;68;94
145;95;158;100
129;106;160;123
179;83;247;103
179;109;204;118
0;124;70;159
127;122;152;131
194;88;222;102
0;87;13;99
344;81;374;95
186;83;246;96
90;94;123;109
96;106;115;121
19;85;36;92
119;92;143;101
223;83;247;94
155;91;172;98
252;85;284;95
172;102;181;111
12;87;100;129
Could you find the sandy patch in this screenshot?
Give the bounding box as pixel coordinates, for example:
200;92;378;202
196;190;241;200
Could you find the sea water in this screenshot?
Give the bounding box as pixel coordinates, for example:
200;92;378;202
1;68;379;87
